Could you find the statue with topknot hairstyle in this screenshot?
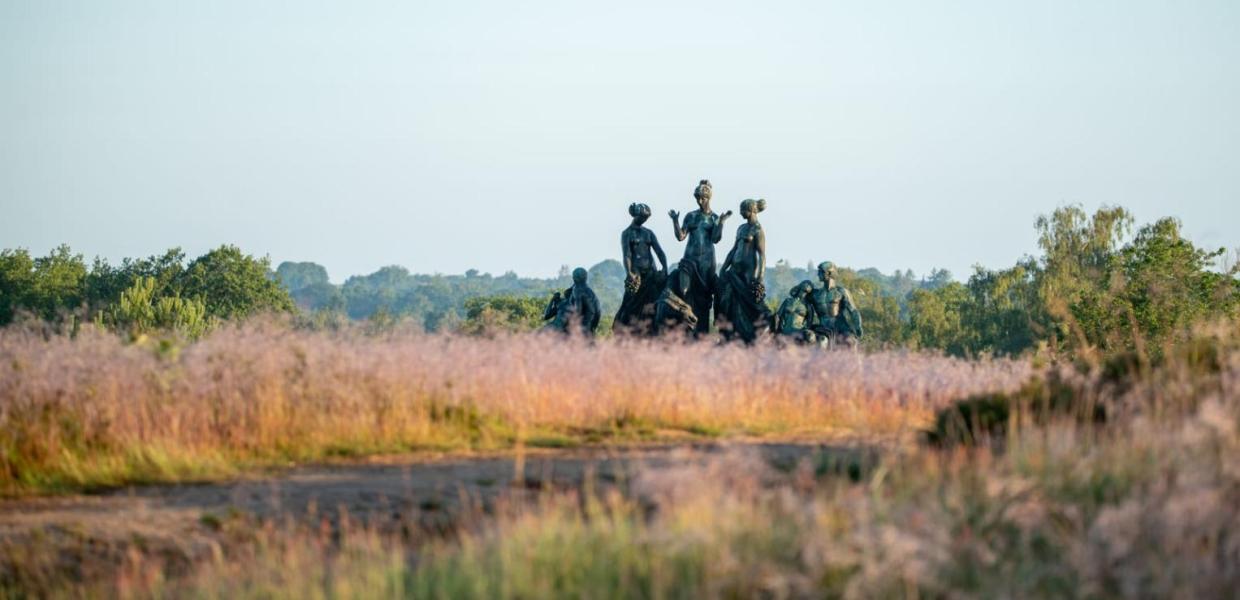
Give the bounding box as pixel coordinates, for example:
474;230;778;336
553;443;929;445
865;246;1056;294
667;179;732;336
613;202;669;336
775;280;817;345
715;198;772;343
694;179;712;201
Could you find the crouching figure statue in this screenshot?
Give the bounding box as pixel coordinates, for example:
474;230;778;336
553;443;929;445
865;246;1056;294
543;267;601;337
775;279;817;345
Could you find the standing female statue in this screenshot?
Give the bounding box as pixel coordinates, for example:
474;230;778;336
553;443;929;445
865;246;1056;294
668;179;731;335
715;198;772;343
613;203;668;335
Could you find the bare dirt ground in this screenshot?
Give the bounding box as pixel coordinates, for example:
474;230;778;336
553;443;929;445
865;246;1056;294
0;442;877;584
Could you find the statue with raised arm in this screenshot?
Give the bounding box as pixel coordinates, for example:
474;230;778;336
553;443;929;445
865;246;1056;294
715;198;772;343
668;179;731;336
809;261;863;349
613;203;669;336
543;267;601;337
775;279;817;345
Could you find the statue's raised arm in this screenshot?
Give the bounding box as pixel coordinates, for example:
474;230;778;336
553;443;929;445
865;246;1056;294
668;209;686;242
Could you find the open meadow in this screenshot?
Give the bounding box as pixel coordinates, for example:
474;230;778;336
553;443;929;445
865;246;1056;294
0;322;1032;496
2;322;1239;598
5;1;1239;596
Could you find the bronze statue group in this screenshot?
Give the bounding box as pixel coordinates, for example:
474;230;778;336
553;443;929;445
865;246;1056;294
543;179;863;348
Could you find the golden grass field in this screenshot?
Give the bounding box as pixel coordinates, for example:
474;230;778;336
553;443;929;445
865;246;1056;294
1;322;1031;495
2;322;1238;598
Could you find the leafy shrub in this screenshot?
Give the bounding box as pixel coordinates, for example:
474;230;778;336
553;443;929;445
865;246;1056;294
102;277;212;339
461;294;550;335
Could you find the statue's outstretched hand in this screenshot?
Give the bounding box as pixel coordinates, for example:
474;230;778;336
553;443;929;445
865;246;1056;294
668;209;680;220
720;210;733;220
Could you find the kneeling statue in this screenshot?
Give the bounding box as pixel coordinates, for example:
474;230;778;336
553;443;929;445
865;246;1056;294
775;280;817;345
654;267;698;337
543;267;601;337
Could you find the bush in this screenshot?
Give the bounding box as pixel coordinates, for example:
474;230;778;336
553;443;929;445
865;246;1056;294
102;277;212;339
461;294;549;335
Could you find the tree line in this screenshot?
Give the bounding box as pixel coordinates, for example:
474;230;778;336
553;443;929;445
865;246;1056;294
902;206;1238;359
0;245;292;338
2;205;1236;359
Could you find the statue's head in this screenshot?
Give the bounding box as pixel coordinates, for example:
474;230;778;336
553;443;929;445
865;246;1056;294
693;179;712;209
740;198;766;219
628;202;651;225
817;261;838;283
792;279;814;298
572;267;588;285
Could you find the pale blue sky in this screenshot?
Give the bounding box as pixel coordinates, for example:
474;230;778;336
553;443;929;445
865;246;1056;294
2;0;1237;281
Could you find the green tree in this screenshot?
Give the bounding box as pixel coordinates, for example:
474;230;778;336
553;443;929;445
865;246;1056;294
839;270;904;349
291;281;345;312
906;282;971;355
764;260;810;301
1033;205;1132;353
961;262;1040;357
30;245;88;320
0;249;36;324
0;245;88;323
922;268;954;290
176;245;294;319
1031;206;1238;357
903;205;1239;360
1104;218;1238;353
85;248;187;310
461;294;549;335
104;276;211;339
276;261;330;292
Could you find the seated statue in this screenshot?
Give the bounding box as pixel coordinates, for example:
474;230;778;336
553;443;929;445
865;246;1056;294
654;267;698;337
774;280;817;345
543;267;601;337
808;261;863;349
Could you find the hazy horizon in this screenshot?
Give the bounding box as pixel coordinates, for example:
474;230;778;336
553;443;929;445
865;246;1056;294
3;1;1237;282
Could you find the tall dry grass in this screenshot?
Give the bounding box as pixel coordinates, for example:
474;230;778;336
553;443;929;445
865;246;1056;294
60;398;1240;598
79;326;1240;599
0;322;1032;494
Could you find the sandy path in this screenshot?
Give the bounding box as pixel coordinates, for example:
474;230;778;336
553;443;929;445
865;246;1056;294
0;442;874;582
